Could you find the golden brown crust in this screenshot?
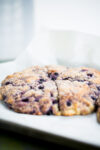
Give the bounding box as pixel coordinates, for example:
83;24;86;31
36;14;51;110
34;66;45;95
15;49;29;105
97;107;100;123
0;65;100;119
56;80;95;116
0;66;59;115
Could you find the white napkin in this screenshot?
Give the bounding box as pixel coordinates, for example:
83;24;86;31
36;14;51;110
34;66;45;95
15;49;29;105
0;30;100;82
0;30;57;81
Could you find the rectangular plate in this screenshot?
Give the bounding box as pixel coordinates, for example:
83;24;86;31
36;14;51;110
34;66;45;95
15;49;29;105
0;62;100;149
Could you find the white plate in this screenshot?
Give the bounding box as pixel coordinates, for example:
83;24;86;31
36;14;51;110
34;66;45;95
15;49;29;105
0;100;100;148
0;63;100;149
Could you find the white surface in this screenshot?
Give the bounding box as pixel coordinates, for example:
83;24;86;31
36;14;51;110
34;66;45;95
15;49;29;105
47;30;100;67
0;103;100;147
0;30;100;147
1;0;100;60
34;0;100;36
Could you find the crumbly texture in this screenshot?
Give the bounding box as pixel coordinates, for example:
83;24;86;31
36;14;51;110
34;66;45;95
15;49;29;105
1;66;49;86
0;66;61;115
56;67;100;117
0;80;59;115
58;67;100;85
56;80;96;115
0;65;100;120
46;65;67;81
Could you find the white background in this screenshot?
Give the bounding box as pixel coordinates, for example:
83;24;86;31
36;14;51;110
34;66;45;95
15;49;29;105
34;0;100;35
0;0;100;60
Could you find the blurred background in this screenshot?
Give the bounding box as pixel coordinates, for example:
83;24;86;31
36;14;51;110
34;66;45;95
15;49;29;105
0;0;100;64
0;0;34;61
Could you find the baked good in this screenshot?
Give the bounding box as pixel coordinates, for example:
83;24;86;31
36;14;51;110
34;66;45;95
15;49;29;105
0;65;100;121
56;67;100;117
56;80;96;115
57;67;100;84
46;65;67;80
0;66;60;115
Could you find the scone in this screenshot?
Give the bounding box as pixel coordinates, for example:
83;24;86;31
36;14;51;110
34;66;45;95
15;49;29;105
0;65;100;120
58;67;100;86
56;80;96;115
56;67;100;116
0;66;60;115
1;66;49;86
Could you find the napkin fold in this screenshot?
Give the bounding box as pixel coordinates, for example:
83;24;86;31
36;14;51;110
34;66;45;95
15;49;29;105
0;30;100;82
0;30;57;81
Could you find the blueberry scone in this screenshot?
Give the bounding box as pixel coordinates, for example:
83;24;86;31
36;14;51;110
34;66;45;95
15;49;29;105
0;65;100;122
56;80;96;115
58;67;100;86
0;66;60;115
56;67;100;117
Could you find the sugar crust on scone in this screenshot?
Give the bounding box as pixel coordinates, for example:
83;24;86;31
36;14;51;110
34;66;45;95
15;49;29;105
0;65;100;119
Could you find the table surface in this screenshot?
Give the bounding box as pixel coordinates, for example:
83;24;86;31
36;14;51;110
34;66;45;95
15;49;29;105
0;128;75;150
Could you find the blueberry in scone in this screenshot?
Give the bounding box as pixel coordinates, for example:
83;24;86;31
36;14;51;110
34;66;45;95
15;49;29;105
46;65;67;81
